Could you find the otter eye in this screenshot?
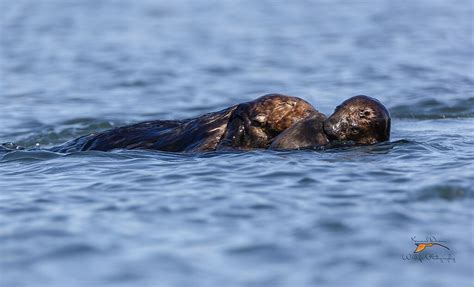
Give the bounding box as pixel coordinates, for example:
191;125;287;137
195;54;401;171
351;127;359;134
359;110;371;117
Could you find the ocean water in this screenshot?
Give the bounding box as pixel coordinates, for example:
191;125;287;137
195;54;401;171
0;0;473;286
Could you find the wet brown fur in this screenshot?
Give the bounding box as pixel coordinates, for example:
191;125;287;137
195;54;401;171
218;94;322;149
269;113;329;150
51;94;390;153
323;95;391;144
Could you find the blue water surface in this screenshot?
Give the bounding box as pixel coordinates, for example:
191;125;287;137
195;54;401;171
1;0;473;286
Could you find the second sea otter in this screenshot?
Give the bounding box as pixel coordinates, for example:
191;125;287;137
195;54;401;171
271;95;391;149
51;94;391;153
218;94;391;150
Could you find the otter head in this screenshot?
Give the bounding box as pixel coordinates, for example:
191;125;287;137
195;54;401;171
323;95;391;145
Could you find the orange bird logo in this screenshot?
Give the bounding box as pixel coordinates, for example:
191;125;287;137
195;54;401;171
414;242;450;253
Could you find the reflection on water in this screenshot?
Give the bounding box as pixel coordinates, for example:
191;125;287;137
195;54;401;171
0;0;473;286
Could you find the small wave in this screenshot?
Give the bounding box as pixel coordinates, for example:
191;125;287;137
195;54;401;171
0;140;417;162
412;184;472;201
0;147;199;163
0;142;25;152
390;97;474;119
323;139;414;154
1;150;63;162
3;118;122;149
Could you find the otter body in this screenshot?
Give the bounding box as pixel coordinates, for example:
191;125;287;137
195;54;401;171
218;94;323;150
52;94;390;153
52;94;323;153
269;114;329;150
52;107;236;153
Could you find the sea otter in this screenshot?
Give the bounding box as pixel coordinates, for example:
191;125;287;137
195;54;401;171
270;95;391;149
51;94;390;153
323;95;391;145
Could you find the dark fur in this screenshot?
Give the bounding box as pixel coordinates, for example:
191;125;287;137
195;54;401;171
323;95;391;144
52;107;236;152
269;114;329;150
218;94;320;150
51;94;391;153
